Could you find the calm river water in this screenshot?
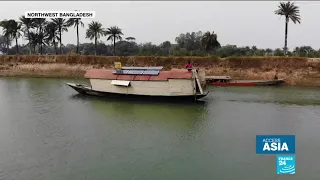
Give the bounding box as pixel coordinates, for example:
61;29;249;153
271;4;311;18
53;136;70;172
0;77;319;180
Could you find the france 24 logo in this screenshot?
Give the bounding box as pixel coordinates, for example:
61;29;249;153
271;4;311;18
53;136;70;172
256;135;295;154
277;156;296;174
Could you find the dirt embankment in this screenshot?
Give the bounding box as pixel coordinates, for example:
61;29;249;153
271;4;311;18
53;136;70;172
0;55;319;86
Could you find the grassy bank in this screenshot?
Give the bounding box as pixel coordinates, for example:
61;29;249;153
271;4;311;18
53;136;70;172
0;55;319;86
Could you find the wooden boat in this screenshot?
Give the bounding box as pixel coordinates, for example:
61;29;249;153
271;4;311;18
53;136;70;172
206;76;285;86
66;63;209;102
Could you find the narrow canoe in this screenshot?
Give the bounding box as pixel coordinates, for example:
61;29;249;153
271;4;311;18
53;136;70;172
206;76;285;86
210;79;285;86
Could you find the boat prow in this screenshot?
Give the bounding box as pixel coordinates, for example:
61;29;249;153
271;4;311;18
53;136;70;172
66;83;91;94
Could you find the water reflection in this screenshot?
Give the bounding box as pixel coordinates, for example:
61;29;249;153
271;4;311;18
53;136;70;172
69;94;211;145
72;94;209;127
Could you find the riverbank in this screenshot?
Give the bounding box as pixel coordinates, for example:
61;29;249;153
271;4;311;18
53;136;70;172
0;55;319;86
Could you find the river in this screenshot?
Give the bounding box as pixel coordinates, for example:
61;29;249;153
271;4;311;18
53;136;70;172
0;77;319;180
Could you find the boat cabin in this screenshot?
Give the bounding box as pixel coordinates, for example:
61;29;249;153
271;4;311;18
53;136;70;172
83;63;207;97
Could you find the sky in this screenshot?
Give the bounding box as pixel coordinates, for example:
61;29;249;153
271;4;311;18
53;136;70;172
0;1;319;50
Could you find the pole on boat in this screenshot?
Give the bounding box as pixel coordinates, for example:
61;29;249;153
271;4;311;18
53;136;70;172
194;69;204;95
191;69;197;100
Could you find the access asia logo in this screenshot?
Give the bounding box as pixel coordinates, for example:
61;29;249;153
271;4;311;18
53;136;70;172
256;135;295;154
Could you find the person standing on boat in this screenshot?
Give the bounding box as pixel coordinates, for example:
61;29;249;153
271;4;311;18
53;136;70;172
185;61;193;71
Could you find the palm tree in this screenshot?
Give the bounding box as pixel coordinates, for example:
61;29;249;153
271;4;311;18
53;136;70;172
85;21;105;55
52;18;70;54
25;31;38;53
0;20;11;54
105;26;123;55
45;22;59;54
275;1;301;55
200;31;221;55
67;15;84;54
8;20;22;54
26;31;46;54
33;18;47;54
19;15;34;54
0;19;21;54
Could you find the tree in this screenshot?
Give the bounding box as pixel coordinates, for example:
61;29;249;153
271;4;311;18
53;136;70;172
274;1;301;55
0;35;11;54
294;46;314;57
45;22;59;54
105;26;123;55
0;19;21;54
25;31;39;53
274;48;284;56
160;41;171;49
251;46;258;55
115;40;139;56
33;18;47;54
159;41;172;55
8;20;22;54
0;20;12;54
201;31;221;55
67;15;84;54
175;31;203;52
125;37;135;41
265;48;273;56
19;16;34;54
52;18;70;54
85;21;105;55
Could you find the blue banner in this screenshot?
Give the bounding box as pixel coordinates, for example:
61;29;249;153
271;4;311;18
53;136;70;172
256;135;295;154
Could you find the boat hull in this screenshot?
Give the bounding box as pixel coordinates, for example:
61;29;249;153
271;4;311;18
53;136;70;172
66;83;208;102
211;82;255;86
209;79;285;86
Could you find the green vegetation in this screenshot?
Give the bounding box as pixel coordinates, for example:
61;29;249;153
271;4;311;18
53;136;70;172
0;2;316;58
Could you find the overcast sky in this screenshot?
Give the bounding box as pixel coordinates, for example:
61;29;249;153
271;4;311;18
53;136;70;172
0;1;319;50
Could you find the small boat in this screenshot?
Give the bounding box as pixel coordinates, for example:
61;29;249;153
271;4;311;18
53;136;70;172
66;63;209;102
206;76;285;86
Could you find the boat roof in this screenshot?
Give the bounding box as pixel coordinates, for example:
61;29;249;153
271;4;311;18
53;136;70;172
84;68;193;81
206;76;232;80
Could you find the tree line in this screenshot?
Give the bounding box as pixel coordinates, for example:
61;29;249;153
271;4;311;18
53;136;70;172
1;2;317;57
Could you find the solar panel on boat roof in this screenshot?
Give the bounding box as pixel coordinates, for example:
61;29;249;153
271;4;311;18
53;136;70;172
121;66;163;71
145;67;163;70
122;70;131;74
113;70;130;74
127;70;144;75
143;70;160;75
121;67;141;70
113;70;123;74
